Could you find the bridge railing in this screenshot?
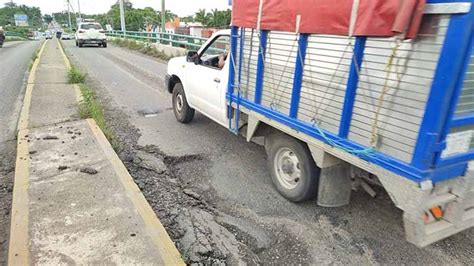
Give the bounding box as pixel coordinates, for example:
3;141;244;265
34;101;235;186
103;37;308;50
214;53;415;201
106;30;209;50
5;32;26;38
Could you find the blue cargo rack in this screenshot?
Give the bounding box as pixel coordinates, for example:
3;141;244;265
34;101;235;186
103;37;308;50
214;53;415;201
226;0;474;184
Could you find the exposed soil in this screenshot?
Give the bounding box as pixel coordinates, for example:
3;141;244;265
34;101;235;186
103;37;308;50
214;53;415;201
0;141;16;265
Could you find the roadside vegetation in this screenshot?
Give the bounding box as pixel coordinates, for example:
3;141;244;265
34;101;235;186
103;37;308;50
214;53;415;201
67;67;86;84
78;84;120;151
63;52;120;151
109;38;173;60
28;47;41;71
5;37;25;42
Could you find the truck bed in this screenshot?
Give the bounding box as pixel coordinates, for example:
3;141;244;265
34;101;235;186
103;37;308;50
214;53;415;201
227;2;474;184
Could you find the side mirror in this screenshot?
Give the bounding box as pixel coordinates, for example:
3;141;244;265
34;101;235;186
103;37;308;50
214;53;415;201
186;51;198;63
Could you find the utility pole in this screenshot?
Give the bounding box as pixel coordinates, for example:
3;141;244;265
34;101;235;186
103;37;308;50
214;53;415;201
161;0;166;33
67;0;72;31
119;0;126;36
77;0;82;20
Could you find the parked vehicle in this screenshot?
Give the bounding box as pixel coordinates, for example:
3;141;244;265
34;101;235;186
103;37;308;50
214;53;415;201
0;28;4;48
75;22;107;48
166;0;474;247
45;32;53;40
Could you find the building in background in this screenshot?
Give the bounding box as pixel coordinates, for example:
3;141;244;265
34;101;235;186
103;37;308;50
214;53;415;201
165;17;180;34
187;22;203;37
201;28;217;38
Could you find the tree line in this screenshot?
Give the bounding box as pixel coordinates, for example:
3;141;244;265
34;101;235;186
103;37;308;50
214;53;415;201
182;9;231;29
0;2;42;28
51;3;231;32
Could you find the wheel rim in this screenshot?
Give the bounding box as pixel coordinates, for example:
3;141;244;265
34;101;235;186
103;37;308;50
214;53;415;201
274;147;301;190
176;93;184;113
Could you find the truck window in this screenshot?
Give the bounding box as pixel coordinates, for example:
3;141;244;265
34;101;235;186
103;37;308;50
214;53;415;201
199;35;230;70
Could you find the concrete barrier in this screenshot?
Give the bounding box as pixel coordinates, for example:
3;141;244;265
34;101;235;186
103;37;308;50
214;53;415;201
109;37;186;58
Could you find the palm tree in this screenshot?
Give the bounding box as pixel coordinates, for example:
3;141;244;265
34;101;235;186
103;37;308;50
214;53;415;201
210;9;219;27
195;9;209;26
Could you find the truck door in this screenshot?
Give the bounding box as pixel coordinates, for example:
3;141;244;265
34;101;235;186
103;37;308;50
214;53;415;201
185;34;230;126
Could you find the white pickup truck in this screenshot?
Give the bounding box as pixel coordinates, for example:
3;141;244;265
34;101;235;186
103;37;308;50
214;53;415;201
165;1;474;247
166;32;231;127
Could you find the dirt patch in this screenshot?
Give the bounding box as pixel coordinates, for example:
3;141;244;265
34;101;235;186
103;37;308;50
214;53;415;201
0;141;16;264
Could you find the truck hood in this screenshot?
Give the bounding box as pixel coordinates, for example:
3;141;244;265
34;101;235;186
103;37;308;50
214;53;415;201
167;56;186;75
169;56;186;66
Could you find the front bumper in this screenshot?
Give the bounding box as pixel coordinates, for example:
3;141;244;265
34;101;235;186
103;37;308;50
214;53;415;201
79;39;107;44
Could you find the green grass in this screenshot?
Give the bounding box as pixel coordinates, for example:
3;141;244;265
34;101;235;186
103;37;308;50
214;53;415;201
78;84;121;151
109;38;172;60
61;44;120;151
28;47;41;71
5;37;26;42
68;66;86;84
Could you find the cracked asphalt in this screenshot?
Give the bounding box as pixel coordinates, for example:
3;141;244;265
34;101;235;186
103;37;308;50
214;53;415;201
62;40;474;265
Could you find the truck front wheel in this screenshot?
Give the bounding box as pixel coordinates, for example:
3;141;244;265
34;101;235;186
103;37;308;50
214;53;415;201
172;83;195;123
266;133;320;202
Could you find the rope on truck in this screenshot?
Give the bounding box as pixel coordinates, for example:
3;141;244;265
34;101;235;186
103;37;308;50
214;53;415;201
267;34;299;110
369;38;407;148
303;38;353;125
234;0;412;156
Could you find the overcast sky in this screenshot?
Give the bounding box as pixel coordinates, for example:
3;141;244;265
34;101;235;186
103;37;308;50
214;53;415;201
0;0;231;16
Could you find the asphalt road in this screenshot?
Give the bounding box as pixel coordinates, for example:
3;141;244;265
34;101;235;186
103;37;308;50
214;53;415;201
0;40;42;264
63;40;474;265
0;41;41;143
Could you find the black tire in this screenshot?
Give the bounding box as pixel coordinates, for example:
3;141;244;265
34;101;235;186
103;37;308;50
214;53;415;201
266;133;320;202
172;83;194;123
103;43;107;48
75;41;78;47
78;42;83;48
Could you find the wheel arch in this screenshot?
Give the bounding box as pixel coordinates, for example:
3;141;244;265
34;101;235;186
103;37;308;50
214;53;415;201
167;75;182;94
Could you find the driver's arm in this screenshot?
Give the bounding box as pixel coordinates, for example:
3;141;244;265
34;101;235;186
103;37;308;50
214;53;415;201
218;51;228;69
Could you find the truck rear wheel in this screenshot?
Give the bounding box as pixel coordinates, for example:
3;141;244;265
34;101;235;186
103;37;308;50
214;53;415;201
172;83;195;123
266;133;320;202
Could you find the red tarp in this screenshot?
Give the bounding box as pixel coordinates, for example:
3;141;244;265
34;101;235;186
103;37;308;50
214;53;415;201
232;0;426;38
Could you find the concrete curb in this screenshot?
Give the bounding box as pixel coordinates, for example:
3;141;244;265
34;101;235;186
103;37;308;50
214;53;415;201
86;119;184;265
8;39;49;265
16;40;48;133
61;40;183;263
8;130;30;265
57;39;84;103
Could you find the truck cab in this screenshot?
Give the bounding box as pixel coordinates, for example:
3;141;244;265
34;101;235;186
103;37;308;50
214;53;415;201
165;30;230;126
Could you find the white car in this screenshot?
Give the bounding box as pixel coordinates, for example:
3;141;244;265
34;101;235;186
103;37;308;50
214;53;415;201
61;33;72;40
75;22;107;48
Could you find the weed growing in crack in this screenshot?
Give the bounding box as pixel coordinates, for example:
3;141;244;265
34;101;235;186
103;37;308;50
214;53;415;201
28;46;41;71
78;84;121;151
68;66;86;84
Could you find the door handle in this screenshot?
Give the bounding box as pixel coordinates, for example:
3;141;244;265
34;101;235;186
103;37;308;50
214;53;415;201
214;78;221;83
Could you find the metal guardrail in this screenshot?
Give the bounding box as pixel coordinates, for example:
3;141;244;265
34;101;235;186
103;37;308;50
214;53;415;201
106;30;209;50
5;32;24;37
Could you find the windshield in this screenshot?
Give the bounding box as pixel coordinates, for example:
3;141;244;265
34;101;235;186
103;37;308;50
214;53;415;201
80;23;102;30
